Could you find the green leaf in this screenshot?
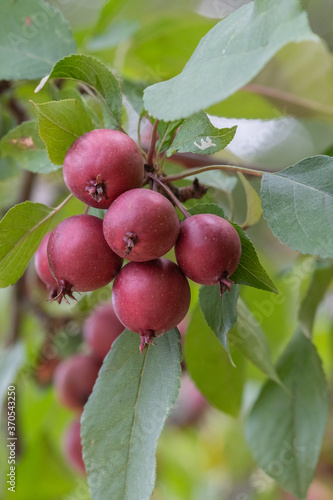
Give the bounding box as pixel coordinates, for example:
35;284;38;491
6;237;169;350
157;120;183;153
230;224;278;294
0;120;59;173
47;54;123;129
188;203;277;293
184;305;245;417
0;201;59;288
31;99;94;165
87;20;140;51
238;172;262;227
166;111;237;156
143;0;317;120
189;202;225;218
81;329;181;500
299;259;333;337
0;0;76;80
186;170;237;194
199;284;239;356
229;299;281;384
245;330;328;500
261;155;333;258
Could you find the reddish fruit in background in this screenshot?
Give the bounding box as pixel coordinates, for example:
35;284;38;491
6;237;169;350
63;129;144;209
112;258;191;352
63;418;85;474
83;302;125;361
175;214;241;294
103;188;179;261
168;374;208;427
47;215;123;303
34;232;58;298
54;354;100;411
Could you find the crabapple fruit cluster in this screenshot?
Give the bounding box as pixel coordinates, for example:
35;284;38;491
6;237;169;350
34;128;242;351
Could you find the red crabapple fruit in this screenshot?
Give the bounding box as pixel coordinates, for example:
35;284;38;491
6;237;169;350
103;188;179;261
112;258;191;352
175;214;241;294
54;354;100;411
63;129;144;209
83;302;125;361
63;418;85;474
34;232;58;298
47;215;123;303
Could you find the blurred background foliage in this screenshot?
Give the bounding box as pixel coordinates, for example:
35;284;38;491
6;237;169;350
1;0;333;499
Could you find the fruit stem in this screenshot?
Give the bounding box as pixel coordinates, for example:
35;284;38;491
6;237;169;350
146;119;159;168
148;173;190;219
139;330;156;353
163;164;264;182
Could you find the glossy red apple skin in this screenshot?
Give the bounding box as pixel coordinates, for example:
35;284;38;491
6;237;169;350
47;215;123;301
34;232;58;293
63;129;144;209
103;188;179;262
175;214;241;286
112;258;191;349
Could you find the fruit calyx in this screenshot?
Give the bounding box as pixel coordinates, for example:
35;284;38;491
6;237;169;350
123;232;138;256
85;174;108;202
139;330;156;353
52;279;78;304
219;273;233;296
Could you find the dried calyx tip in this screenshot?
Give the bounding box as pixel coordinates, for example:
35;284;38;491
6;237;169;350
50;279;78;305
85;174;108;202
219;276;233;297
123;232;138;256
139;330;156;353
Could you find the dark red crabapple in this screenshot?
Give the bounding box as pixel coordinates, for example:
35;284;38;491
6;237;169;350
63;418;85;474
112;258;191;352
54;354;100;411
83;302;125;362
103;188;179;261
63;129;144;209
175;214;241;294
47;215;123;303
34;232;58;298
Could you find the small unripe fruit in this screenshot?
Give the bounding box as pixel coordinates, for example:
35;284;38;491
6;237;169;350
112;258;191;352
63;129;144;209
103;188;179;261
47;215;123;303
83;302;125;361
63;419;85;474
175;214;241;294
34;232;58;298
54;354;100;411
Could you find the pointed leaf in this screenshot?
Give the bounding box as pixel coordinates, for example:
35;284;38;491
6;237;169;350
166;111;237;156
299;260;333;337
0;199;69;287
31;99;94;165
143;0;317;120
0;120;58;173
245;330;328;500
230;224;278;294
229;299;280;384
47;54;123;129
199;284;239;356
238;172;262;228
261;155;333;258
184;305;245;417
0;0;76;80
81;329;181;500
